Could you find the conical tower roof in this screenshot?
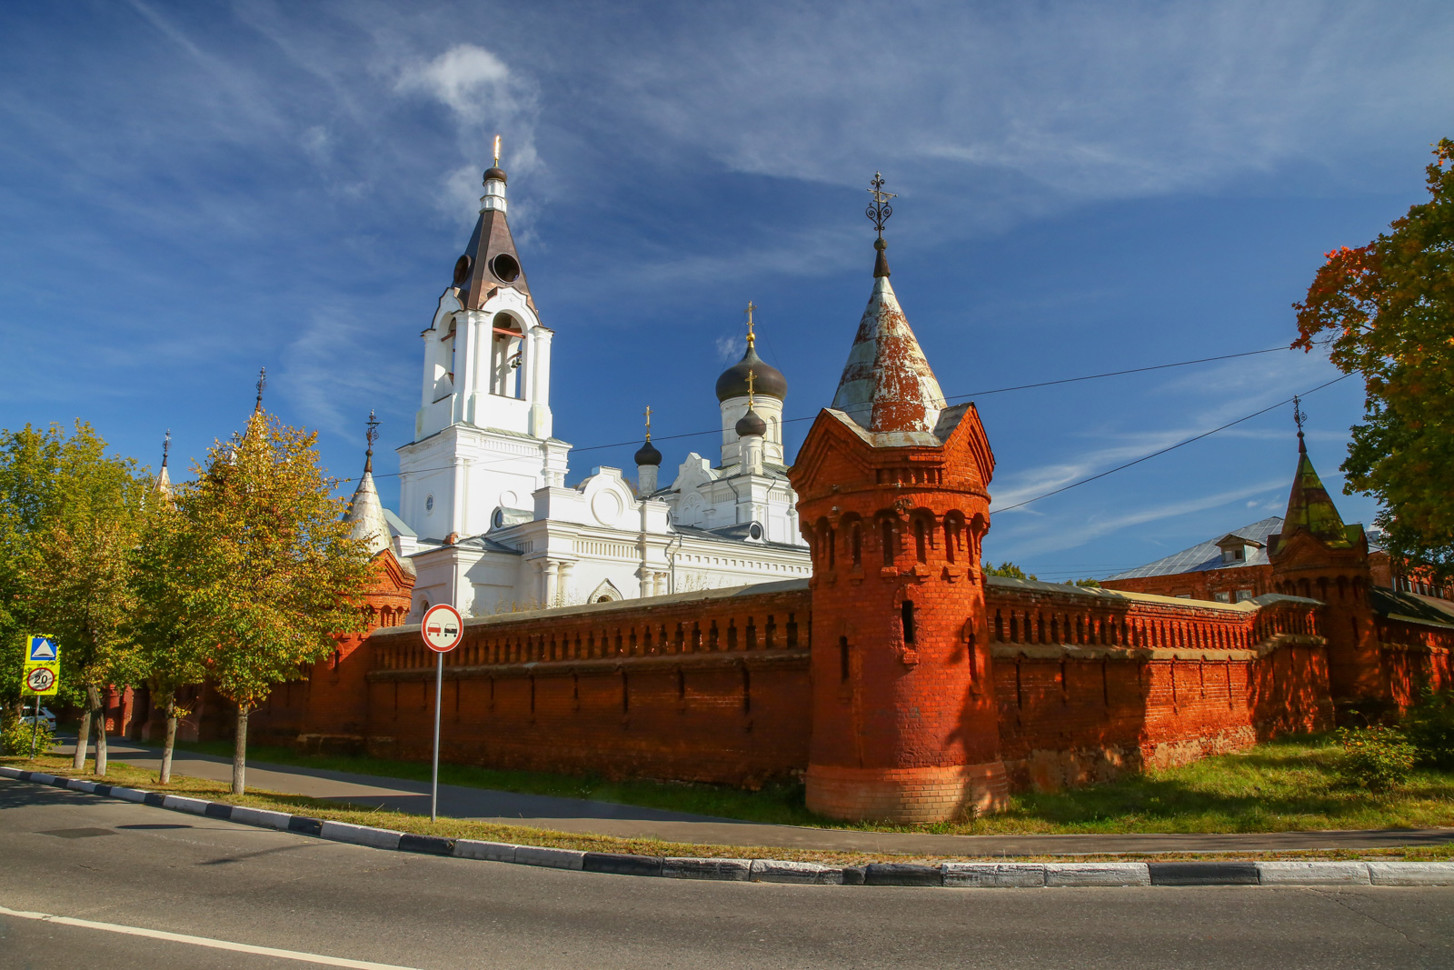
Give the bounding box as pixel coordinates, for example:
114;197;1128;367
1281;435;1353;549
344;414;415;575
453;163;537;314
830;274;946;434
153;429;173;502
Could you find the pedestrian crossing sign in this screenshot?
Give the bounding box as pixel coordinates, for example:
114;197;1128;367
26;635;58;662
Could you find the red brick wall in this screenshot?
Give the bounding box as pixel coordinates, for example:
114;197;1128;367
987;582;1333;789
363;584;812;787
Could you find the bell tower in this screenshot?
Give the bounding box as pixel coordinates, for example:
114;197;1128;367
790;175;1005;823
397;142;570;541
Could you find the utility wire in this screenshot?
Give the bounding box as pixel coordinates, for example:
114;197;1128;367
341;343;1315;485
352;343;1305;483
990;373;1353;514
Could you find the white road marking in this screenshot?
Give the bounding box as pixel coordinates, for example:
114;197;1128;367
0;904;424;969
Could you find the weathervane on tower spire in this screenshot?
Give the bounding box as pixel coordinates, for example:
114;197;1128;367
866;173;895;278
1293;395;1307;453
365;409;379;473
254;367;267;413
162;429;171;468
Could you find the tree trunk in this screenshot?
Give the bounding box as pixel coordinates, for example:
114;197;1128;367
72;698;92;771
232;705;249;795
159;690;177;786
89;684;108;777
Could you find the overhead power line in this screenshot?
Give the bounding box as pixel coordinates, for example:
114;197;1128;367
349;342;1311;484
991;373;1353;514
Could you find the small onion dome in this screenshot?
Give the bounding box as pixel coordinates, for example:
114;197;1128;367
715;346;787;402
634;438;663;467
483;166;507;184
735;407;767;438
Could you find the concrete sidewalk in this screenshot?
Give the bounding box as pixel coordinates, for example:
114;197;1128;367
67;738;1454;858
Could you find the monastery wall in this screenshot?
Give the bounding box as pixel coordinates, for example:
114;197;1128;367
1376;617;1454;711
359;582;813;787
984;582;1333;790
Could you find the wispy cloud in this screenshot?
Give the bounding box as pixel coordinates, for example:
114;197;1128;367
999;477;1286;561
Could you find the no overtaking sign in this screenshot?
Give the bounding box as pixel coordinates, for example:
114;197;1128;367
421;604;462;653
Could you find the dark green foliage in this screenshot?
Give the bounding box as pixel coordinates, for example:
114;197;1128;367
1336;726;1415;793
1404;690;1454;770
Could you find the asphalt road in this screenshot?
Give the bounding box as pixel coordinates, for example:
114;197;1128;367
3;778;1453;970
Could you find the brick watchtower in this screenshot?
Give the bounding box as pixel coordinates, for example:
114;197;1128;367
789;176;1006;823
1268;412;1382;712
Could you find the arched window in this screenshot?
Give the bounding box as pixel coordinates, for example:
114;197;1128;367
913;518;927;564
880;517;896;566
490;313;524;398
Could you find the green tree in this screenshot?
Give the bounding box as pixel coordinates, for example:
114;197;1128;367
130;483;209;785
0;422;145;775
1294;138;1454;581
986;561;1038;581
178;409;370;794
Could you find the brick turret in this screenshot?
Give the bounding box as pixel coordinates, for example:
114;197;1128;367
1267;428;1382;712
790;207;1005;822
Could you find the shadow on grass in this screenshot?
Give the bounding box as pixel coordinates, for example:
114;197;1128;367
156;731;1454;836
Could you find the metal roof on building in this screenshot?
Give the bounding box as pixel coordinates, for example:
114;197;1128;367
1105;516;1286;580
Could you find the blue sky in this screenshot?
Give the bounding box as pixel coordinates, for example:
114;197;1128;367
2;0;1450;580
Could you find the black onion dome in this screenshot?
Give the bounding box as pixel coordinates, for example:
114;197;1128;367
483;166;507;183
735;407;767;438
715;346;787;402
634;438;663;467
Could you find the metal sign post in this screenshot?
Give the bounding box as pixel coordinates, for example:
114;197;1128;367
20;635;59;760
420;604;463;823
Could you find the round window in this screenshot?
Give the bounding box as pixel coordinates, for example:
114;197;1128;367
425;494;435;514
749;523;763;540
452;254;472;285
491;253;521;283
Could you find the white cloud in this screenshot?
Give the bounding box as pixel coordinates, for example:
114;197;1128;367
396;44;542;215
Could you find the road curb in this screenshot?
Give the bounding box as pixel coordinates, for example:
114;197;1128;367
4;766;1453;889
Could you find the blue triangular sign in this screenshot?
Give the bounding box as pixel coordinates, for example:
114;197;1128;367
28;636;57;661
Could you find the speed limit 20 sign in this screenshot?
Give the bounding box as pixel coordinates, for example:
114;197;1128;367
421;604;463;653
23;663;59;696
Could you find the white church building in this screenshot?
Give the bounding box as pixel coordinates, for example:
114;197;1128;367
386;161;810;618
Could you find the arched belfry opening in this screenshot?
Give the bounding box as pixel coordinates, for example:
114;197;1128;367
490;312;524;398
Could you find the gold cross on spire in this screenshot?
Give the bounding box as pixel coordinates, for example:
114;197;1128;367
744;301;757;349
493;134;501;167
643;405;653;441
746;368;756;408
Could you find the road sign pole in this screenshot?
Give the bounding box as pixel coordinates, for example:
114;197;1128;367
418;603;462;825
29;696;40;759
431;651;443;822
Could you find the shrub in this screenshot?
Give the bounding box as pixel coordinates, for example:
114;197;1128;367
2;714;55;759
1403;690;1454;770
1336;726;1415;793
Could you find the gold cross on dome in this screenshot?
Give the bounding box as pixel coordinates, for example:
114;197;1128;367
643;405;653;441
744;301;757;349
746;368;756;408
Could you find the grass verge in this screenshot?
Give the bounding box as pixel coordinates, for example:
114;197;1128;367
6;730;1454;863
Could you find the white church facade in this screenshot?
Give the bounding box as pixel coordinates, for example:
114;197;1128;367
387;161;810;618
